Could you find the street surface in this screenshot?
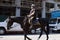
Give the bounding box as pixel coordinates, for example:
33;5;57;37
0;33;60;40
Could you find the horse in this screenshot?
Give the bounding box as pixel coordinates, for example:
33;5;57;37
7;16;49;40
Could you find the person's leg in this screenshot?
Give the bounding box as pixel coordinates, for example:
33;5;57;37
28;17;34;29
28;17;33;24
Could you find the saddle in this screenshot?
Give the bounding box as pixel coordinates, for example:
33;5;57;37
32;18;40;25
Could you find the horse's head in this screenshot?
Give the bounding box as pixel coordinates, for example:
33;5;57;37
7;16;14;29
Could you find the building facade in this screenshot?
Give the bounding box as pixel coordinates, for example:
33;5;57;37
43;0;60;18
0;0;60;18
21;0;60;18
0;0;20;17
21;0;42;18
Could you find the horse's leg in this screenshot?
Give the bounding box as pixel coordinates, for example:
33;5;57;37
37;29;43;40
43;27;49;40
26;36;31;40
24;29;31;40
24;33;26;40
39;25;49;40
25;34;31;40
46;24;49;40
7;21;13;30
24;33;31;40
47;23;49;34
45;31;49;40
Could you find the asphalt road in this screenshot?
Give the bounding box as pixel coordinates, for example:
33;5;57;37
0;33;60;40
